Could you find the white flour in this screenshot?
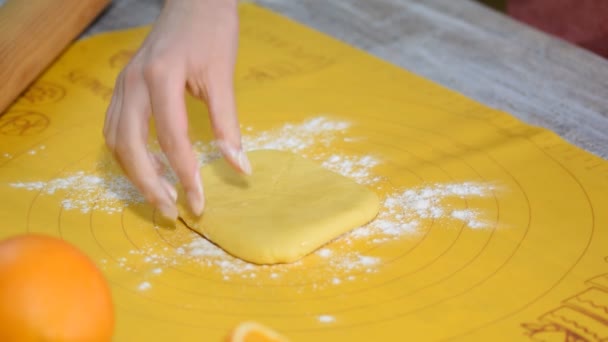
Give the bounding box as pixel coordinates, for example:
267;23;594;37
243;116;350;153
137;281;152;291
321;154;381;185
318;315;336;323
10;171;144;214
26;144;46;156
190;117;350;166
8;116;498;289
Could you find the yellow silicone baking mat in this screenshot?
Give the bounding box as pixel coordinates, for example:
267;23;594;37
1;3;607;341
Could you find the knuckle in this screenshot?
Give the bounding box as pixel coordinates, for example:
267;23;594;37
140;184;162;207
125;173;158;206
104;136;115;151
121;65;142;87
142;59;167;83
113;139;133;158
103;129;115;151
157;132;180;153
138;175;169;208
206;64;231;83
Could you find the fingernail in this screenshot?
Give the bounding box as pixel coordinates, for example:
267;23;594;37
160;178;177;202
237;150;252;175
189;169;204;216
158;202;178;221
217;140;252;175
187;190;204;216
194;168;203;195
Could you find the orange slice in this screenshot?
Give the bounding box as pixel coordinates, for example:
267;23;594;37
225;321;290;342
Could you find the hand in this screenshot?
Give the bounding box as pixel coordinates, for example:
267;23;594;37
103;0;251;221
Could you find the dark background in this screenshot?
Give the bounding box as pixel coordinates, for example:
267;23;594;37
477;0;506;11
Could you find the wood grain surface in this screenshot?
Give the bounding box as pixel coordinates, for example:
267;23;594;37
3;0;607;159
0;0;110;113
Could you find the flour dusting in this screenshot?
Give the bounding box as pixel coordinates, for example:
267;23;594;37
9;117;354;214
243;117;350;152
7;115;499;289
26;145;46;156
109;179;494;289
10;171;144;214
318;315;336;323
321;154;381;185
137;281;152;291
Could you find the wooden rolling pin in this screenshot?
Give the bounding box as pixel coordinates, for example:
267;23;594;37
0;0;110;114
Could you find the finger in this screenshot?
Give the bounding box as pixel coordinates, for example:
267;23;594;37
105;70;173;208
114;81;178;220
145;66;204;216
103;86;118;139
148;150;167;175
103;72;125;151
205;68;251;175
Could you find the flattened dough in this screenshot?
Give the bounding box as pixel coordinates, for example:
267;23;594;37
177;150;380;264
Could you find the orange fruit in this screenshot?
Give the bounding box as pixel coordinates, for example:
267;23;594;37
0;234;114;341
225;321;290;342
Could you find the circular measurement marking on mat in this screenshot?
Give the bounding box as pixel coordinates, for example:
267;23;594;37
18;81;66;105
46;113;504;324
0;24;605;342
0;110;50;136
3;86;602;341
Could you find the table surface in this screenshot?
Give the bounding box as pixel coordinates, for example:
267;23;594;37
80;0;608;160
